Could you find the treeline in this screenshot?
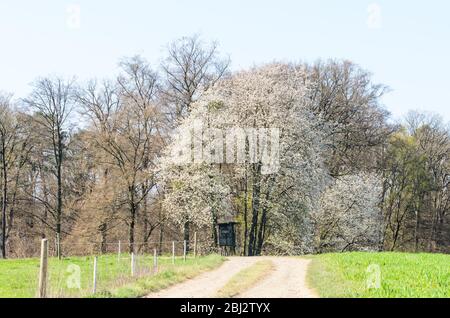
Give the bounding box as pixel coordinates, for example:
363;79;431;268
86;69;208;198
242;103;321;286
0;36;449;258
381;113;450;252
0;35;229;258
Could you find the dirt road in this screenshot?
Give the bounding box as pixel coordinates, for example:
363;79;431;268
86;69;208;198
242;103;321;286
237;257;317;298
145;256;317;298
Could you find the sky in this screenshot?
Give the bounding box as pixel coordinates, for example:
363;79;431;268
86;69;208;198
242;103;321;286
0;0;449;121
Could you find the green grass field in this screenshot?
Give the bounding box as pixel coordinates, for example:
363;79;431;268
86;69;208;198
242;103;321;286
0;254;224;298
307;252;450;298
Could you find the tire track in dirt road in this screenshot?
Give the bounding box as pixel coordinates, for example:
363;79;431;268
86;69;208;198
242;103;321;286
145;257;260;298
236;257;317;298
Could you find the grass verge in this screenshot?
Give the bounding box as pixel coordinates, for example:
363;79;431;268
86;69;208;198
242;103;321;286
216;260;274;298
306;252;450;298
103;254;225;298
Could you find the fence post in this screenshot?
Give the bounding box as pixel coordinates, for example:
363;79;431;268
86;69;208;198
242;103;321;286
193;232;197;258
131;252;135;277
153;248;158;272
38;239;48;298
92;256;98;294
118;240;121;262
172;241;175;265
183;240;187;262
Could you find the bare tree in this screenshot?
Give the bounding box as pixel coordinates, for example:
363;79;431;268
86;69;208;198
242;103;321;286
0;94;32;258
23;78;75;258
306;60;395;177
162;34;230;120
118;56;168;249
78;58;165;253
0;95;32;258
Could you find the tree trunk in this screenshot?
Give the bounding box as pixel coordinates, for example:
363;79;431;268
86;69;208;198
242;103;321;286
41;168;48;239
1;149;7;259
255;208;267;255
141;183;149;252
128;186;137;253
183;221;190;252
158;223;164;255
212;215;218;247
248;164;262;256
414;210;420;252
243;167;248;255
255;178;274;255
391;222;400;251
99;222;107;254
56;135;63;259
428;212;438;253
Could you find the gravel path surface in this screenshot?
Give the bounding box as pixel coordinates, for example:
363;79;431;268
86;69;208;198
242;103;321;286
145;257;260;298
236;257;317;298
145;256;317;298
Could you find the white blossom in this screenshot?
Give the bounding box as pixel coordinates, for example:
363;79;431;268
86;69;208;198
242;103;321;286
314;172;383;252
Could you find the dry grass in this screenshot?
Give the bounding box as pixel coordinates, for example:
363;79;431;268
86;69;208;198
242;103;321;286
216;260;274;298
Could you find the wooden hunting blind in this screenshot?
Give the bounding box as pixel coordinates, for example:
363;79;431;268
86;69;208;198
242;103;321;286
218;222;237;247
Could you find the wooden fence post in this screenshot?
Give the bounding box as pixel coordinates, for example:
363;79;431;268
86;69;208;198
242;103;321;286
131;252;135;276
56;233;61;260
92;256;98;294
172;241;175;265
153;248;158;272
183;240;187;262
193;232;197;258
38;239;48;298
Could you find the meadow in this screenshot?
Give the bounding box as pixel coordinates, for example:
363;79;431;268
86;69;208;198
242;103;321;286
307;252;450;298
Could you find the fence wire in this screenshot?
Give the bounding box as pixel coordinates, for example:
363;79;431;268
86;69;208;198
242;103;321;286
37;239;216;298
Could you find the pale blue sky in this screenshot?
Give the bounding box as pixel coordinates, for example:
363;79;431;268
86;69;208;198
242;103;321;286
1;0;449;121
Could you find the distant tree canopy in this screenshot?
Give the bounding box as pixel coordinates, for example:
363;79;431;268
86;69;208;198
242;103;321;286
0;36;449;258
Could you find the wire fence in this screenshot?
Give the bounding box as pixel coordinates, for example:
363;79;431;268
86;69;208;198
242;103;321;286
14;236;218;298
